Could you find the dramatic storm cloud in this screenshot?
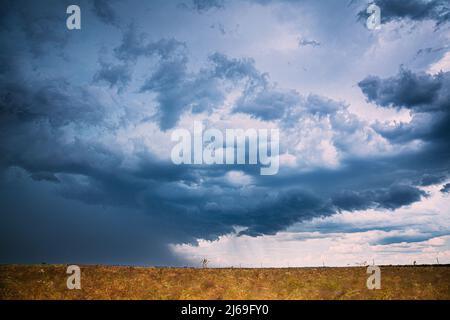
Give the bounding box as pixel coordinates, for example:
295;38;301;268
0;0;449;266
359;69;450;144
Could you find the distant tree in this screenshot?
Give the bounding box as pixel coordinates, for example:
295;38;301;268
201;258;209;268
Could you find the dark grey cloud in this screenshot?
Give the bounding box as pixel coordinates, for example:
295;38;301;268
359;69;450;146
358;0;450;26
193;0;225;11
0;169;184;266
140;56;224;130
234;88;300;121
233;89;347;124
209;52;266;83
93;0;120;27
138;51;286;129
0;78;109;128
30;172;60;183
332;184;427;212
114;24;187;63
0;73;442;264
304;95;345;116
93;60;131;90
5;0;72;57
93;24;187;91
208;52;348;123
108;26;235;130
358;69;448;112
0;0;448;266
1;43;430;246
441;183;450;193
358;68;450;199
0;73;432;247
373;234;433;245
180;0;225;12
419;173;447;186
111;25;219;129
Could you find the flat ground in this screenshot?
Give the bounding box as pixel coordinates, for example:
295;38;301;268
0;265;449;299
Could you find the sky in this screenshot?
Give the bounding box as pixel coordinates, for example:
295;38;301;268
0;0;449;267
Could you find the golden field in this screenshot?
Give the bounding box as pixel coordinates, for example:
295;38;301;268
0;264;449;300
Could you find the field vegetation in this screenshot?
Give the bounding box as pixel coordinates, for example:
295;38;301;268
1;264;449;300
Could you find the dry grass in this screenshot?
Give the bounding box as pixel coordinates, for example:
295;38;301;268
0;264;449;300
